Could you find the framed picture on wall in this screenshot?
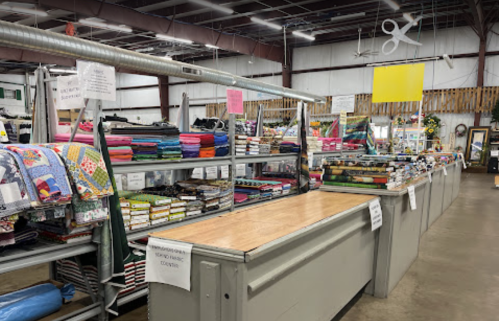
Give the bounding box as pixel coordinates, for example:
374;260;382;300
465;126;491;165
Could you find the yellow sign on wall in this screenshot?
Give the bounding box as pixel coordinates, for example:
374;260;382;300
372;63;425;103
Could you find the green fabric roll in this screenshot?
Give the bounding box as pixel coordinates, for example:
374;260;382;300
323;181;387;189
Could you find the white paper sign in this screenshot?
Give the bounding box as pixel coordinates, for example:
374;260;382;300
428;171;432;183
220;165;229;179
332;95;355;114
205;166;217;180
57;75;85;109
236;164;246;177
114;174;123;191
191;168;204;179
77;60;116;101
127;172;145;190
407;185;417;211
443;166;447;176
369;199;383;231
340;110;347;125
491;150;499;157
308;152;314;168
145;237;193;291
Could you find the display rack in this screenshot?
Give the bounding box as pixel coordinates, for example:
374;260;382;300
109;100;370;306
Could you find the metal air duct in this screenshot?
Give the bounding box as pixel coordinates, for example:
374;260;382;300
0;20;326;103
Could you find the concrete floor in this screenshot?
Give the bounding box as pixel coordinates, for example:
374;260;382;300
1;173;497;321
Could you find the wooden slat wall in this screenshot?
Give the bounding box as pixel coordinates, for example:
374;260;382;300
206;86;499;119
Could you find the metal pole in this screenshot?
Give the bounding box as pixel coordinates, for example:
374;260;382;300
229;113;236;212
69;98;89;143
25;71;32;114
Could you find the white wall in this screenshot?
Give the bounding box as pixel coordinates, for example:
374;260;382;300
0;74;28;115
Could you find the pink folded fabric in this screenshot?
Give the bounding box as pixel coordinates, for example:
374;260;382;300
55;133;133;147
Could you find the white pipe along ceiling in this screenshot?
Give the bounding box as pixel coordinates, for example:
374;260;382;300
0;20;326;103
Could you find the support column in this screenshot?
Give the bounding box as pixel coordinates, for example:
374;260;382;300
158;76;169;121
475;37;486;126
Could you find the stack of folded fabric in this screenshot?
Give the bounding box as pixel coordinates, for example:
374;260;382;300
280;141;300;153
119;255;137;296
185;199;204;217
169;199;186;221
120;198;131;230
180;134;201;158
214;132;229;157
197;134;215;158
131;142;158;161
234;187;260;202
246;137;260;155
235;135;247;156
109;146;133;163
270;139;281;154
196;184;220;212
56;256;99;294
128;200;151;230
133;251;147;288
319;137;342;151
234;193;248;203
55;133;133;147
320;158;395;190
122;192;172;226
157;136;182;160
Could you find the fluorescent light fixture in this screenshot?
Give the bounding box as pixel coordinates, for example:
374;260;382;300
189;0;233;14
367;56;439;67
330;12;366;22
443;54;454;69
0;4;48;16
292;30;315;41
205;44;219;49
49;68;77;74
403;13;419;26
79;19;132;33
250;17;282;30
156;34;193;44
383;0;400;11
135;47;155;53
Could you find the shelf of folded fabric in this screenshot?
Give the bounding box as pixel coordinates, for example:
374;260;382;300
0;239;97;275
126;207;231;241
234;191;299;209
235;153;298;164
117;285;149;307
312;149;366;157
112;156;232;174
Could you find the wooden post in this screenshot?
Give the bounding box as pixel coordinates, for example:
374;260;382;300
475;37;486;126
158;76;169;121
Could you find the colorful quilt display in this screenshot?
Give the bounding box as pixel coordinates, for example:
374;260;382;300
42;143;114;201
0;152;30;217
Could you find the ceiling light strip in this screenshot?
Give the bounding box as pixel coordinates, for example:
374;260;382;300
250;17;282;30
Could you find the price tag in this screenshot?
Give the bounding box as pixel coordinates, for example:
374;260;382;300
220;165;229;179
205;166;217;180
443;166;447;176
428;171;432;183
191;168;204;179
114;174;123;191
308;152;314;168
407;185;417;211
369;199;383;231
340;110;347;125
236;164;246;177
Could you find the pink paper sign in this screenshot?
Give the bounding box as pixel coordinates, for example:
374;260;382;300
227;89;243;114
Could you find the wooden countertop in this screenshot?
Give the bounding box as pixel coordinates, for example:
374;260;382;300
150;191;377;253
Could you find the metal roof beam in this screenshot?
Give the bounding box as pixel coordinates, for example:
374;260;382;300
14;0;284;62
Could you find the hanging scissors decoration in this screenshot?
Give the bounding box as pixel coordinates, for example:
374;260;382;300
381;16;423;55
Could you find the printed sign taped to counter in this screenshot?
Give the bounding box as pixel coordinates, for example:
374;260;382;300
407;185;417;211
77;60;116;101
331;95;355;114
443;166;447;176
428;171;432;183
57;75;85;110
145;237;193;291
369;199;382;231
